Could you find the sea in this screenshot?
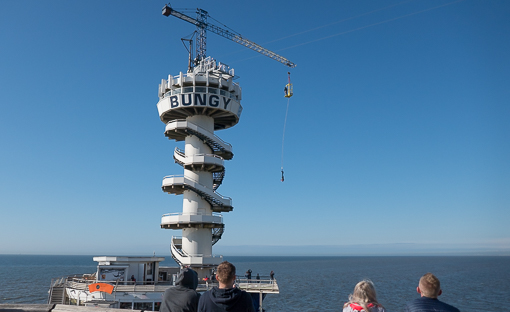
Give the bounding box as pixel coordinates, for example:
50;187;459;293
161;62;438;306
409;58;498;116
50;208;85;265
0;255;509;312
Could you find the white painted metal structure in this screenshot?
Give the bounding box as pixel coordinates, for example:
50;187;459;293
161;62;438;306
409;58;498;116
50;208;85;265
157;57;242;278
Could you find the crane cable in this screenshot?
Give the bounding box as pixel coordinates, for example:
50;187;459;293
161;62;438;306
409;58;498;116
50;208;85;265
281;96;290;182
281;72;293;182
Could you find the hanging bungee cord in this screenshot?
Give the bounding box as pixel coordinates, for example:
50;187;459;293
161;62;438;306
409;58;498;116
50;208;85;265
281;72;293;182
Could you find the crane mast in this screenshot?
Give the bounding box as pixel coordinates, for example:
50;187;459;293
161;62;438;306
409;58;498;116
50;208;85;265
162;5;296;68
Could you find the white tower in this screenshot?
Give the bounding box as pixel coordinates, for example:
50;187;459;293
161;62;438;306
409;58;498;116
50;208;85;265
157;57;242;278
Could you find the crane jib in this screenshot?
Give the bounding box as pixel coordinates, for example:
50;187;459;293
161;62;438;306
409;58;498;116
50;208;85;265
162;5;296;68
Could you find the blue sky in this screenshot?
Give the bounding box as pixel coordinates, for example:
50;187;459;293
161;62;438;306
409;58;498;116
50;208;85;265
1;0;508;256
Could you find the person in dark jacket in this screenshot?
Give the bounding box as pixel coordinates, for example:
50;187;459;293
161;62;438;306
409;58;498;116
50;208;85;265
198;261;254;312
404;273;460;312
161;268;200;312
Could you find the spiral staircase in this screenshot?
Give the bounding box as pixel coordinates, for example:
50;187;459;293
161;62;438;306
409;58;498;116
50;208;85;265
157;57;242;278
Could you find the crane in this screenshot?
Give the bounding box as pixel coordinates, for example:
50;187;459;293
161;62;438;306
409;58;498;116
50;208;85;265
162;5;296;68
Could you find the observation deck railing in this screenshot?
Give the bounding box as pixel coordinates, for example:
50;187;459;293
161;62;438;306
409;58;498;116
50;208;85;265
162;211;223;217
164;86;239;100
174;147;224;163
167;120;232;149
163;175;232;202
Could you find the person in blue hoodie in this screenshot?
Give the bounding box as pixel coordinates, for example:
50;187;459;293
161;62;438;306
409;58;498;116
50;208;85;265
161;268;200;312
198;261;255;312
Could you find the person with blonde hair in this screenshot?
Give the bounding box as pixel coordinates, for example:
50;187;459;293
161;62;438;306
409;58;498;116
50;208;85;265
404;273;460;312
343;279;386;312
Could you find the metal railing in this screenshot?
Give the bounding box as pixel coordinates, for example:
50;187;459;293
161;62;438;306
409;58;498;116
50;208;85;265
171;236;224;259
164;86;239;100
166;119;232;149
162;175;232;202
174;147;224;161
162;211;223;218
235;276;279;292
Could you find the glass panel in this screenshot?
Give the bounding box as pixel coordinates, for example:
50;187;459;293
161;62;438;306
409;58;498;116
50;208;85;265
195;87;206;93
183;87;193;93
208;88;218;94
119;302;132;309
134;302;153;311
172;88;181;95
220;90;227;96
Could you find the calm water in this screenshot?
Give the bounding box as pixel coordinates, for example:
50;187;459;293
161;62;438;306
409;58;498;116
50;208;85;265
0;255;509;311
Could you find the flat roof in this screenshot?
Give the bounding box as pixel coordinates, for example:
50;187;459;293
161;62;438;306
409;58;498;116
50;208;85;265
93;256;166;263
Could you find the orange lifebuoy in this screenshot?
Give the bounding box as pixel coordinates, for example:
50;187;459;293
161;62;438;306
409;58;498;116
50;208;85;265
88;282;114;294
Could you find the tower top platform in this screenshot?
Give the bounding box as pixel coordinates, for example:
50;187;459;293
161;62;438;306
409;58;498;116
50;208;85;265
157;57;243;130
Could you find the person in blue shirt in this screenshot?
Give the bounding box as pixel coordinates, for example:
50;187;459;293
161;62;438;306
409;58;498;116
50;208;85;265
404;273;460;312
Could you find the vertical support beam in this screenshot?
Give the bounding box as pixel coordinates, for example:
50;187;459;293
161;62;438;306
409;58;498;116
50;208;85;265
196;9;208;61
259;292;263;312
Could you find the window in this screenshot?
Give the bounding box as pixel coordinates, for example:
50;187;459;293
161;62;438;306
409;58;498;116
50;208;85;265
134;302;153;311
119;302;132;309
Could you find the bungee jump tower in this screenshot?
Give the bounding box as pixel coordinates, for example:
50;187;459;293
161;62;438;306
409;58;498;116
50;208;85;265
157;4;295;280
156;57;242;278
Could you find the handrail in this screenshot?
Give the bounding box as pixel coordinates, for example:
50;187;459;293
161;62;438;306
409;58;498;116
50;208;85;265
164;86;239;100
235;277;278;291
174;147;224;160
171;236;223;258
171;236;188;257
167;119;232;149
168;70;240;87
162;175;232;201
174;147;185;157
162;212;223;217
163;174;183;179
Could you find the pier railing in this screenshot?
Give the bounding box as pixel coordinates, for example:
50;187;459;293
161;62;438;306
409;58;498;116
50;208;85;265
235;276;279;293
49;273;278;300
63;276;174;293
